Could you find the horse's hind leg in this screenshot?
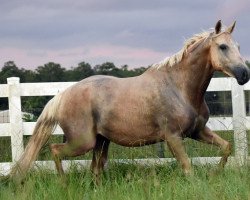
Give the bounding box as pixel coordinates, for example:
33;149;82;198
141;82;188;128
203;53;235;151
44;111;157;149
50;143;65;175
91;134;110;184
50;131;96;175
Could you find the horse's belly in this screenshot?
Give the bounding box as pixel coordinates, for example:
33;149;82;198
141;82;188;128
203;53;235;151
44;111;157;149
99;123;162;147
105;133;162;147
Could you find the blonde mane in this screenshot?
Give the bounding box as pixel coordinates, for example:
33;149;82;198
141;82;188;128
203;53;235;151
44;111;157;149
150;31;212;70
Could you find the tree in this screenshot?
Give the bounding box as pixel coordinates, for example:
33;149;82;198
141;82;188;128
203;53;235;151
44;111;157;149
22;96;53;117
94;62;121;77
0;61;22;83
65;62;94;81
20;68;36;82
35;62;66;82
93;62;147;77
131;66;148;76
118;65;137;77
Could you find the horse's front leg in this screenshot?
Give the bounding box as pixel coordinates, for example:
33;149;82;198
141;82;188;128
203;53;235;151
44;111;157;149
165;134;192;175
197;126;231;168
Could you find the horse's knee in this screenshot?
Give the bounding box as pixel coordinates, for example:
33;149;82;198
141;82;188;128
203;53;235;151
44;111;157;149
50;143;64;157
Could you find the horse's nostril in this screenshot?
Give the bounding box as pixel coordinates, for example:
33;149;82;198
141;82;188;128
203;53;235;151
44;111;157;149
243;70;249;81
243;71;246;79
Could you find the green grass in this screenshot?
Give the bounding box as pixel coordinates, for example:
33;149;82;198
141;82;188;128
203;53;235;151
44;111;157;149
0;131;249;199
0;136;11;162
0;164;249;200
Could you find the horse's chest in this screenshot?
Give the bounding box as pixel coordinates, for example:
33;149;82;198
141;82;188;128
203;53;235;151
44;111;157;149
165;101;208;138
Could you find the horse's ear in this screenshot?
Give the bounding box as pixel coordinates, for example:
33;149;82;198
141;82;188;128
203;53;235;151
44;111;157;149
215;20;222;34
226;21;236;34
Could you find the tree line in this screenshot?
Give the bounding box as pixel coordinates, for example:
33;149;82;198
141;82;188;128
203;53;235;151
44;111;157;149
0;61;148;84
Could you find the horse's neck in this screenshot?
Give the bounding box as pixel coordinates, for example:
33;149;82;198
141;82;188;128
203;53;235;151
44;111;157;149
170;58;214;106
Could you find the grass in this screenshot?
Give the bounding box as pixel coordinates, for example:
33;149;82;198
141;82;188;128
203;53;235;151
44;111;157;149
0;131;249;199
0;164;249;200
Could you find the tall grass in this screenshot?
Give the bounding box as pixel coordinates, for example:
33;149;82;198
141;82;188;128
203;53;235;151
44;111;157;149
0;163;249;200
0;131;249;199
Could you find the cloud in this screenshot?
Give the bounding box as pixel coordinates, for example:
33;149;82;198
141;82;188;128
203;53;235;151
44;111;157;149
0;0;250;69
0;0;218;13
0;44;168;69
217;0;250;22
82;44;168;67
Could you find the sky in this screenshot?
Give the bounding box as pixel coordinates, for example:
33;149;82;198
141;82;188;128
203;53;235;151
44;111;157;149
0;0;250;70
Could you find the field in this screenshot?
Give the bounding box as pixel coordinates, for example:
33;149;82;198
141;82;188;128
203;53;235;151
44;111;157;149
0;164;249;200
0;131;249;199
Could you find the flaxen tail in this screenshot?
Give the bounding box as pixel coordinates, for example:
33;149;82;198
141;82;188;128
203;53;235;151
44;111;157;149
9;93;62;182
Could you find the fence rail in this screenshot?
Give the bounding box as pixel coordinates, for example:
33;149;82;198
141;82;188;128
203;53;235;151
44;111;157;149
0;77;249;175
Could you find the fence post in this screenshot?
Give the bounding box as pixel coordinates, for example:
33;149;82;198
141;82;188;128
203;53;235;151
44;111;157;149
231;78;248;165
7;77;24;163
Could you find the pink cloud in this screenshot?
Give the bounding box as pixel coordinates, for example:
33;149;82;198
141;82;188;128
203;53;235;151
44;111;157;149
0;45;168;69
83;44;168;66
1;44;249;71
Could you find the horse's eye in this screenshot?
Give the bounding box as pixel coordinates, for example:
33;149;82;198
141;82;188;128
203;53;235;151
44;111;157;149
219;44;228;51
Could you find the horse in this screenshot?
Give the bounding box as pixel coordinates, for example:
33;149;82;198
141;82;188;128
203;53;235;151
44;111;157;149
9;20;250;183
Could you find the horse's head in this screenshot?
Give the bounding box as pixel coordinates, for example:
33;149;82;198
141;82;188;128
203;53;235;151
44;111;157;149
209;20;249;85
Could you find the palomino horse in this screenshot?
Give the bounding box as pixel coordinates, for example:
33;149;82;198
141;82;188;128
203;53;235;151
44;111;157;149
10;20;249;182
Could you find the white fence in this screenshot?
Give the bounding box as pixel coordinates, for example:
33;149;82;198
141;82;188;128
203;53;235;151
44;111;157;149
0;77;249;175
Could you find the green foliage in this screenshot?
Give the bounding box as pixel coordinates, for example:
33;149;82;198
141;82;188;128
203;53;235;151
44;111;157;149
0;60;147;85
65;62;94;81
35;62;66;82
20;69;37;82
22;96;52;117
22;113;38;122
92;62;147;78
0;61;22;83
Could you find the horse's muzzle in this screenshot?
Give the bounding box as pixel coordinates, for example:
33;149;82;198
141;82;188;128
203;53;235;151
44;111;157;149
232;65;250;85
